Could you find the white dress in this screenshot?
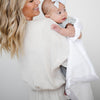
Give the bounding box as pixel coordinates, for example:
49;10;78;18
18;17;95;100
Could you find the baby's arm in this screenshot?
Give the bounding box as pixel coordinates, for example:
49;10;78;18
51;24;75;37
51;17;82;39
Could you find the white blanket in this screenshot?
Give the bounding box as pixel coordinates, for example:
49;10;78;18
66;39;98;90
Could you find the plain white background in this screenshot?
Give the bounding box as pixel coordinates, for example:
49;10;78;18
0;0;100;100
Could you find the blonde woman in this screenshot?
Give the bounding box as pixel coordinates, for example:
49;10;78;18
0;0;94;100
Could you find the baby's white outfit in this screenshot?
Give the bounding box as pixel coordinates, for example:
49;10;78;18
59;17;99;100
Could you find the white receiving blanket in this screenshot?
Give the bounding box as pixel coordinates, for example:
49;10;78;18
18;17;69;90
66;39;99;100
66;39;98;89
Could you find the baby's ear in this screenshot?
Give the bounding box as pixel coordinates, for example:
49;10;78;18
45;14;50;18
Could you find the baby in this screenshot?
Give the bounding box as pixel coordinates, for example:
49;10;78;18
42;0;98;99
42;0;81;76
42;0;82;76
42;0;81;38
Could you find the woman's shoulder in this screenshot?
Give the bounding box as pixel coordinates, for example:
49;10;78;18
41;17;56;24
26;17;57;34
30;17;56;26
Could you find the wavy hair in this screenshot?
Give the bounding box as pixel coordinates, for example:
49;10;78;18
0;0;26;57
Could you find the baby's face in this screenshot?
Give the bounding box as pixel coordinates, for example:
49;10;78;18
46;3;67;24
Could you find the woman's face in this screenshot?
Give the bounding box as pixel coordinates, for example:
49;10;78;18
22;0;40;20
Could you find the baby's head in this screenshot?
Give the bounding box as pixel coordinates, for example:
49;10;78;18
42;0;68;24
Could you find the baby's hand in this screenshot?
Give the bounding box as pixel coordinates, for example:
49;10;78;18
51;24;75;37
66;24;75;37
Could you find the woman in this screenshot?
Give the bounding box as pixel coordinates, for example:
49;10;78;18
0;0;94;100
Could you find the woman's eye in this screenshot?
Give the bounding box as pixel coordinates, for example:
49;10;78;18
29;0;34;2
58;11;61;14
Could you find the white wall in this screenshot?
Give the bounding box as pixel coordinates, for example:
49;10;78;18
0;0;100;100
0;53;29;100
66;0;100;100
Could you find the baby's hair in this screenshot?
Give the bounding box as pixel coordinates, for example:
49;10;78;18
42;0;54;15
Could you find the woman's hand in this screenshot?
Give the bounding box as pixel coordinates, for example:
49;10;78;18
51;24;75;37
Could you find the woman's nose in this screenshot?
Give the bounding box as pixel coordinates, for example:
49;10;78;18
34;0;40;5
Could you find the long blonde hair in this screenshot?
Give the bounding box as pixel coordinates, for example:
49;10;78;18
0;0;26;57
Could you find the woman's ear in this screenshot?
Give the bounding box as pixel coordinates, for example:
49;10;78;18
45;14;50;18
